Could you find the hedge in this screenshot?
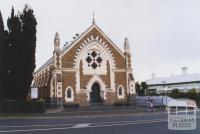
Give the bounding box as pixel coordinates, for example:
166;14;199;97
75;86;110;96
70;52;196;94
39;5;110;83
0;100;45;113
169;89;200;108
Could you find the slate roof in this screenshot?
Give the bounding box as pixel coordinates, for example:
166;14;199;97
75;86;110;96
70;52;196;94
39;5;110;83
34;57;54;74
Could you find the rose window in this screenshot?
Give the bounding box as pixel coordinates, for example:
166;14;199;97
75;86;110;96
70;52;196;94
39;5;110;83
86;50;103;69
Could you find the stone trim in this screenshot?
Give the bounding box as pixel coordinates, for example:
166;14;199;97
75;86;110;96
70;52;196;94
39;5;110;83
61;24;125;58
75;40;116;93
85;75;107;101
73;38;116;68
50;74;55;98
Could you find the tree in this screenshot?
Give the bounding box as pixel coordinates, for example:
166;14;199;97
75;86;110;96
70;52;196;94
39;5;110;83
0;11;4;99
0;5;37;100
135;82;141;95
170;89;180;98
140;82;148;96
135;82;148;96
6;6;24;100
197;92;200;108
187;89;198;101
0;11;10;100
20;5;37;99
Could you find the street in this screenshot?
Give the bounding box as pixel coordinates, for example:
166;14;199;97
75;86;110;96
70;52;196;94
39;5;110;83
0;112;199;134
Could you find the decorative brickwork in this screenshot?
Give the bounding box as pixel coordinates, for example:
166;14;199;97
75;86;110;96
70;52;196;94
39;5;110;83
115;72;127;94
100;61;111;88
62;72;76;103
32;22;135;106
79;60;92;89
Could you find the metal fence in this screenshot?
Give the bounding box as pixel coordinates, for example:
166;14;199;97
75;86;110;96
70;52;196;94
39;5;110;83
44;101;165;113
43;96;169;113
136;98;164;107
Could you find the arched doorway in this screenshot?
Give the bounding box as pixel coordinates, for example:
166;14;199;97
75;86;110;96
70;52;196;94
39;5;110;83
90;82;101;103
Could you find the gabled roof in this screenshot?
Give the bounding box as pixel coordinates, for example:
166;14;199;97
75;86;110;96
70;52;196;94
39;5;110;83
34;23;125;74
61;23;125;57
34;57;53;74
146;73;200;85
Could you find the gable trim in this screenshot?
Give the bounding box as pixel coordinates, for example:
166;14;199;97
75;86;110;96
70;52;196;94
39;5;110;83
61;24;125;58
94;24;125;58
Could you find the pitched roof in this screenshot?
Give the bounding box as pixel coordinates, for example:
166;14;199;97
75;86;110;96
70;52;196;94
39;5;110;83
61;23;125;57
34;57;53;74
146;73;200;85
34;23;125;74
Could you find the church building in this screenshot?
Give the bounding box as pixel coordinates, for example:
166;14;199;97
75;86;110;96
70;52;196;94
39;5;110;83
32;20;135;106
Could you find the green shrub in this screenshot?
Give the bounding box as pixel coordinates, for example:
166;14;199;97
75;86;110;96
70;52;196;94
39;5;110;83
170;89;180;98
0;99;45;113
197;93;200;108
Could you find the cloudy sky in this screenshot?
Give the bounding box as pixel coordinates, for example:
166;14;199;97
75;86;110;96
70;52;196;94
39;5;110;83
1;0;200;81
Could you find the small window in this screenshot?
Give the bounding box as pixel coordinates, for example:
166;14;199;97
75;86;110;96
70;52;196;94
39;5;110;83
67;89;71;98
117;85;124;99
65;87;74;102
119;87;122;96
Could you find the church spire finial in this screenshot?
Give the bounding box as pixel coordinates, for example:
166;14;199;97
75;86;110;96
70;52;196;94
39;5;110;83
124;37;130;54
92;12;95;24
54;32;60;49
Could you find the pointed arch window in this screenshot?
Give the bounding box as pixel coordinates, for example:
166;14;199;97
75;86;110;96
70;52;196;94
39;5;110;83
65;87;74;102
119;87;122;96
117;85;125;99
67;89;71;98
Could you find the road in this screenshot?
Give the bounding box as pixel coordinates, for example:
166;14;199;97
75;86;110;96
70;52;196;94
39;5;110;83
0;112;199;134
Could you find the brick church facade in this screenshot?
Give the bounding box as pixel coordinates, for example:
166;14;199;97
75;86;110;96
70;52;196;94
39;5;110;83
32;20;135;106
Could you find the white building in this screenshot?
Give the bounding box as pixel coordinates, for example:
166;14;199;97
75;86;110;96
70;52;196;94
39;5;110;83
146;68;200;94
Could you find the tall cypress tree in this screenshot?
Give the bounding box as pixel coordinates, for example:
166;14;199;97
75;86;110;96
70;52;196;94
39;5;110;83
0;5;37;100
0;11;4;31
0;11;9;100
1;30;9;100
0;11;4;100
7;7;24;100
20;5;37;100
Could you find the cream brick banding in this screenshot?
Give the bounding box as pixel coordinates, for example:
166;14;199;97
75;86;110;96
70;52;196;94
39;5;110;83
31;21;135;106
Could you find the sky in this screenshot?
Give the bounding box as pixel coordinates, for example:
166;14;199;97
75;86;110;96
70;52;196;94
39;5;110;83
1;0;200;81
